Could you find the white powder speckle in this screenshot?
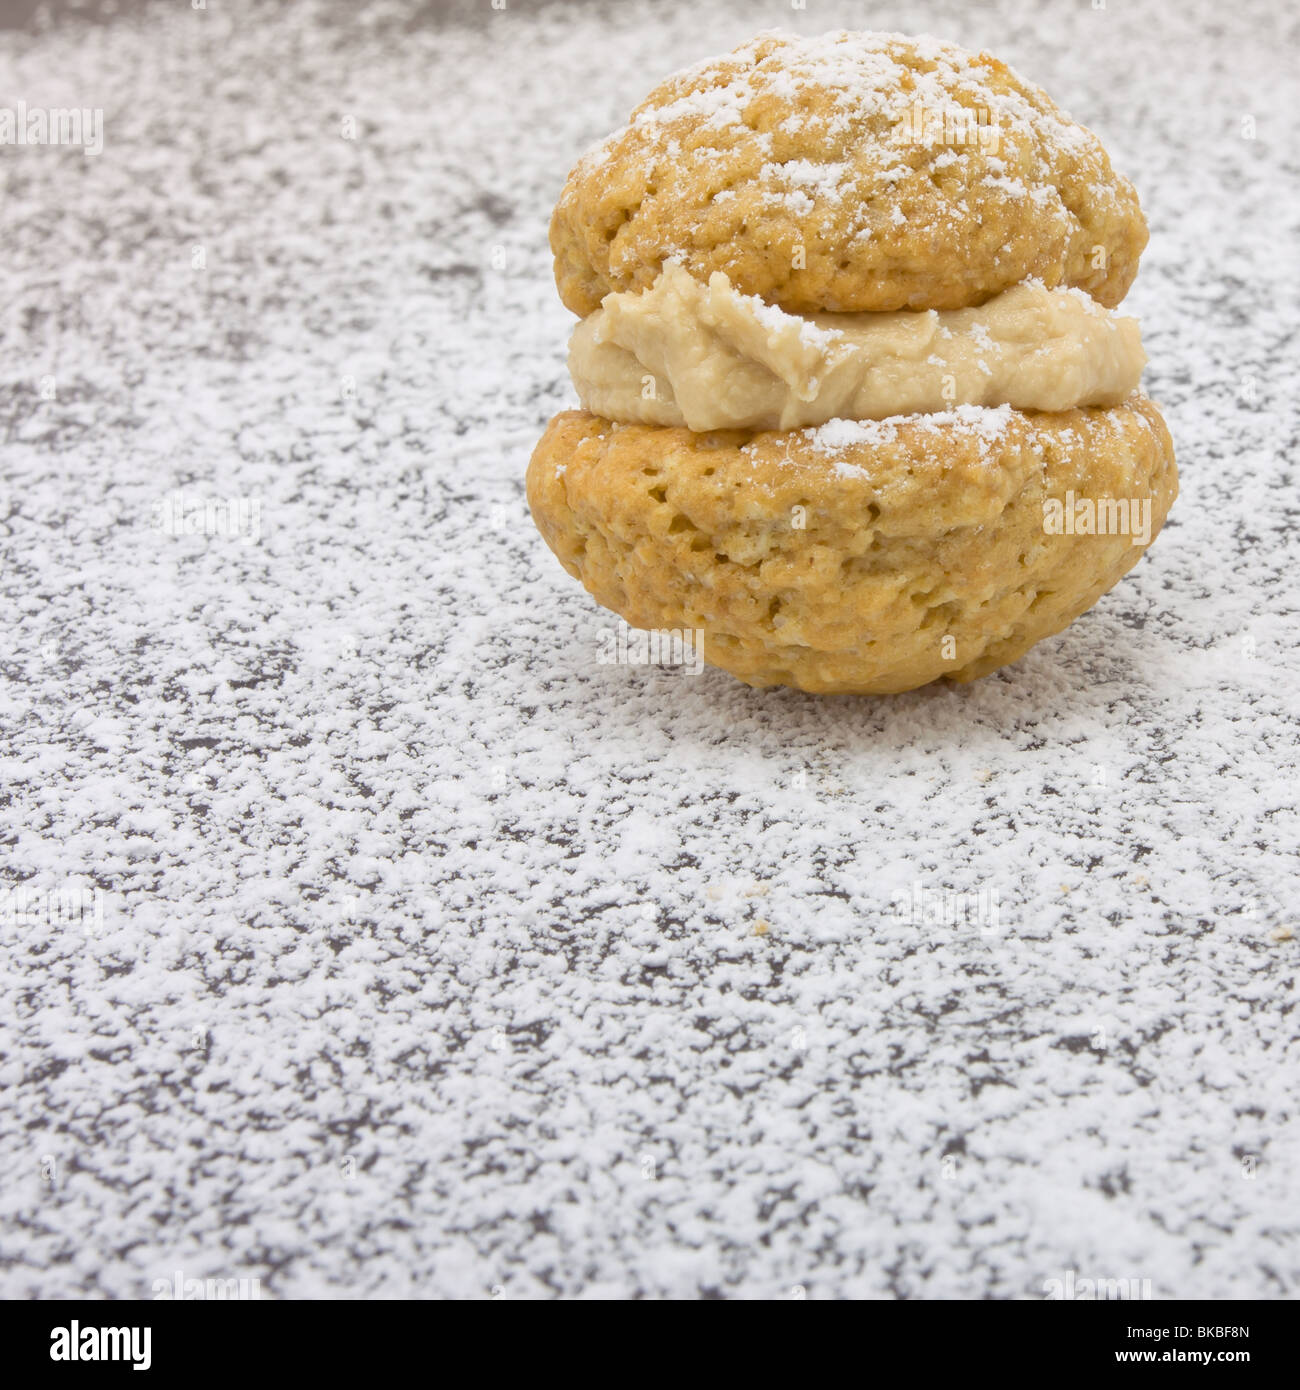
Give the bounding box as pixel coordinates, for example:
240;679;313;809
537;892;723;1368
806;416;899;452
761;157;854;204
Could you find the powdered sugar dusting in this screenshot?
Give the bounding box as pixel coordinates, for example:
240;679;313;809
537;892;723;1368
608;27;1117;221
804;416;898;452
800;403;1015;460
735;279;844;351
761;156;854;206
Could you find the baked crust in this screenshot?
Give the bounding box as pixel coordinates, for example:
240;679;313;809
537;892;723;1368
550;30;1147;318
526;400;1177;694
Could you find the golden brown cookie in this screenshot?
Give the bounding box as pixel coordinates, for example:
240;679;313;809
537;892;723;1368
551;30;1147;318
527;400;1177;694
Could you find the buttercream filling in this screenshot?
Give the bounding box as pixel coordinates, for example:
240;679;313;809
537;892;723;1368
568;261;1146;432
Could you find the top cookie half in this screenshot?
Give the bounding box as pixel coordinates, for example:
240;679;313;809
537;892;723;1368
550;30;1147;318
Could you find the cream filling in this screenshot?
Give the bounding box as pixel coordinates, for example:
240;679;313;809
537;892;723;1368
568;261;1146;431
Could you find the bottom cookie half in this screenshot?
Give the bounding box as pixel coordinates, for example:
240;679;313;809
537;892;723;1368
526;400;1177;694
